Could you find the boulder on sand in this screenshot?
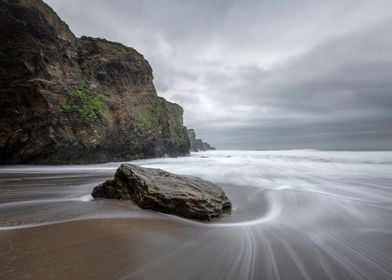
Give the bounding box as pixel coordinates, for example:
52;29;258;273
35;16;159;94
92;164;231;220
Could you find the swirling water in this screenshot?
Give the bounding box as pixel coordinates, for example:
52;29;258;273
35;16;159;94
1;150;392;279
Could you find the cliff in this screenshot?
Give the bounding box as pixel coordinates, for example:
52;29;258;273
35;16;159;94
0;0;190;164
187;129;216;152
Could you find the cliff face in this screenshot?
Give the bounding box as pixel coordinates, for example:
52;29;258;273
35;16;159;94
187;129;215;152
0;0;190;164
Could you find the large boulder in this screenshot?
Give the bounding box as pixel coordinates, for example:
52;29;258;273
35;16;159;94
92;164;231;220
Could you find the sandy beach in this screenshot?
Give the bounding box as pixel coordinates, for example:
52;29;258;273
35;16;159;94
1;218;210;280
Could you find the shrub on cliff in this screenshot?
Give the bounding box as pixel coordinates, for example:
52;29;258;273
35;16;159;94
63;80;105;121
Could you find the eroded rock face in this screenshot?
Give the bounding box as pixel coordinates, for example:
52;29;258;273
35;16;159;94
187;129;216;152
0;0;189;164
92;164;231;220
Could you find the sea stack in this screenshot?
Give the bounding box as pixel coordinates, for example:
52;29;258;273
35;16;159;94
187;129;216;152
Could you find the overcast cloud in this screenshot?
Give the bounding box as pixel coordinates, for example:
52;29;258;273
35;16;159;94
46;0;392;150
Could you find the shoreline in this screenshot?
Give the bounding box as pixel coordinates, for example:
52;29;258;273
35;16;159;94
1;151;392;279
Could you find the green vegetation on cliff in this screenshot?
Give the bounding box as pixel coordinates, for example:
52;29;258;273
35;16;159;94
135;103;161;130
135;99;186;145
166;107;186;144
63;80;105;121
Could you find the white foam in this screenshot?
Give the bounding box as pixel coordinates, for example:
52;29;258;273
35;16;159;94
79;194;94;202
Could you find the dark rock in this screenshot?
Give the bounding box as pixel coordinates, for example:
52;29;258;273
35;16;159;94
92;164;231;220
187;129;216;152
0;0;190;164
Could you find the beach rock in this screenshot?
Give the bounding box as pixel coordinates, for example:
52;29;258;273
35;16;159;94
0;0;189;164
92;164;231;220
187;129;216;152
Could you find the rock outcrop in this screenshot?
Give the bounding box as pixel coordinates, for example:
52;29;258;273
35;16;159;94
0;0;190;164
187;129;216;152
92;164;231;220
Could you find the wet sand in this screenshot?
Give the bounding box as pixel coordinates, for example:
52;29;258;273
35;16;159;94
2;216;391;280
0;218;208;280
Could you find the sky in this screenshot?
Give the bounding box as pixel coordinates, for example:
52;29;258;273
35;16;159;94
46;0;392;150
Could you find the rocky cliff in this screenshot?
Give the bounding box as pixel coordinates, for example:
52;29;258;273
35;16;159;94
0;0;190;164
187;129;215;152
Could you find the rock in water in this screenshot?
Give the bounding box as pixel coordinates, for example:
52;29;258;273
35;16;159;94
187;129;216;152
92;164;231;220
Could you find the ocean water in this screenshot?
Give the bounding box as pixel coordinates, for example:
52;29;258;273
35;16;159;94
1;150;392;279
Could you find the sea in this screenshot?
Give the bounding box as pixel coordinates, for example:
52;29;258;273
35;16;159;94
1;150;392;280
